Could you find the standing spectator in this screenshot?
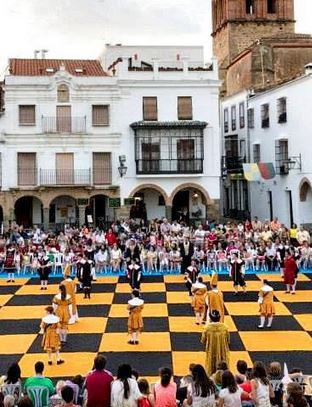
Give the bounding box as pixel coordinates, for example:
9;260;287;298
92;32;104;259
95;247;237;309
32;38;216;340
111;364;142;407
250;361;273;407
85;355;113;407
201;310;230;376
154;367;177;407
24;362;55;405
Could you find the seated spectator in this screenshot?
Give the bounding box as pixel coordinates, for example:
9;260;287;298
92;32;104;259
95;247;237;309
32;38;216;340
137;378;155;407
176;375;193;407
50;380;65;406
55;386;79;407
85;355;113;407
3;395;14;407
212;361;228;392
185;364;216;407
250;361;274;407
64;375;84;405
154;367;176;407
17;396;33;407
111;364;142;407
24;361;55;406
0;362;22;386
219;370;248;407
237;370;253;407
268;362;283;407
286;383;308;407
236;360;248;383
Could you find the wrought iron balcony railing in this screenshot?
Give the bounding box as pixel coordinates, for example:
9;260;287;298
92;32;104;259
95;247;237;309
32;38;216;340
42;116;86;134
135;159;203;175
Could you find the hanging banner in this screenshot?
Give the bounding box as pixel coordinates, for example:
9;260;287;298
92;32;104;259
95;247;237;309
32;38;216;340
243;163;261;181
258;162;276;180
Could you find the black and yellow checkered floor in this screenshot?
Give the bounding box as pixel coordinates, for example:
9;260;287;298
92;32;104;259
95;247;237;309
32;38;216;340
0;273;312;381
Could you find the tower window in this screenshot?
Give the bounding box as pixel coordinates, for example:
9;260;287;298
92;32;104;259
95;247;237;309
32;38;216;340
246;0;254;14
267;0;276;13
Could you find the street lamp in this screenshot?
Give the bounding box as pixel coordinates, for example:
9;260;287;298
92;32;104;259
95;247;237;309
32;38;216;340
283;154;302;171
118;155;127;177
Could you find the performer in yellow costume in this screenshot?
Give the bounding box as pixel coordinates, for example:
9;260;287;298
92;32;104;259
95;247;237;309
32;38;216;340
258;279;275;328
205;283;225;323
40;306;64;365
191;278;207;325
52;285;72;344
61;275;78;323
127;289;144;345
201;310;230;376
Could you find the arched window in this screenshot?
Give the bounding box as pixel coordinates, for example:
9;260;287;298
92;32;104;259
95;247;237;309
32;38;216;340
57;84;69;103
300;182;311;202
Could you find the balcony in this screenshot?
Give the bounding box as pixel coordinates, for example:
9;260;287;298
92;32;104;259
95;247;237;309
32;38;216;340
136;159;203;175
42;116;86;134
39;169;91;186
222;156;245;173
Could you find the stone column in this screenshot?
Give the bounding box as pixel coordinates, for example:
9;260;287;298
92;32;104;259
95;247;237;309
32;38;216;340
165;205;172;222
43;208;50;231
78;205;87;227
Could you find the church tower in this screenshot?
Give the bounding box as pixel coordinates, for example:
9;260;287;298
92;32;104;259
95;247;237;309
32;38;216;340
212;0;295;91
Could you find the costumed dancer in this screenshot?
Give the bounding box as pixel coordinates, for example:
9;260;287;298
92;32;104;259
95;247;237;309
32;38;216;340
185;259;199;296
40;305;64;365
127;289;144;345
201;310;230;376
283;250;297;294
205;283;225;323
191;277;207;325
4;245;16;282
61;275;78;323
230;251;247;295
38;250;52;290
80;254;92;299
52;285;72;344
257;279;275;329
127;259;142;290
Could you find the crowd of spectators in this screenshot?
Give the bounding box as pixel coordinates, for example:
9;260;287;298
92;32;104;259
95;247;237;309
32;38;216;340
0;356;310;407
0;216;311;277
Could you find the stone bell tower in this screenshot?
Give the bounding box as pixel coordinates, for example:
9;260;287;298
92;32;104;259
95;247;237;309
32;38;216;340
211;0;295;94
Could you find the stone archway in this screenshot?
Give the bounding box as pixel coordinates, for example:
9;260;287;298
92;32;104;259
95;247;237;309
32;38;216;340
169;183;213;224
128;184;169;221
49;195;78;227
14;196;44;228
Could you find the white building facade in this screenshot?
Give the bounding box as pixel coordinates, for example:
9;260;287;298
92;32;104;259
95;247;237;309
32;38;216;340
248;69;312;227
220;90;250;219
0;45;221;229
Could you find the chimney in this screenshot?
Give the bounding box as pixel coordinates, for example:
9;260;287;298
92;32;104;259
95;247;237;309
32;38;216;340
34;50;40;59
305;62;312;75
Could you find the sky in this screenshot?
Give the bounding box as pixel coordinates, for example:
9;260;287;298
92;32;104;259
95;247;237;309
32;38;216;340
0;0;311;77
